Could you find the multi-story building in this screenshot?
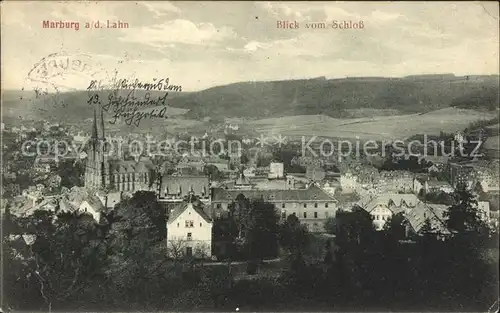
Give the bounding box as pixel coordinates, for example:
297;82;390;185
448;161;477;188
158;175;211;204
357;193;450;235
166;194;213;258
210;184;338;232
268;162;284;179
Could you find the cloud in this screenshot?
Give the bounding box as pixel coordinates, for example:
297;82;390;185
1;1;498;91
141;2;181;17
119;19;236;46
49;2;121;22
243;41;272;52
370;10;405;22
324;6;360;20
255;2;314;22
236;35;336;58
1;4;29;28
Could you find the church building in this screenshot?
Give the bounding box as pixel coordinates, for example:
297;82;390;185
84;102;154;193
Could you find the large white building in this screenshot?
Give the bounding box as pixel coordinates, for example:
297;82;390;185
166;195;213;258
211;184;338;233
268;162;284;179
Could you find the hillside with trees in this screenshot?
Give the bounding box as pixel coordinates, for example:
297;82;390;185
2;74;498;122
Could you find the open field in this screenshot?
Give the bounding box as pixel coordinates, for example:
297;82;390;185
243;108;497;141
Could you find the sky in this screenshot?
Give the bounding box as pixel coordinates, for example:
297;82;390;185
1;1;499;91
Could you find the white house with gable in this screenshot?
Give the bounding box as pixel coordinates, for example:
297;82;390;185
78;195;104;222
167;194;213;258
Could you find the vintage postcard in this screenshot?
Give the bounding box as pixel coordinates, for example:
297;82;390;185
1;1;499;312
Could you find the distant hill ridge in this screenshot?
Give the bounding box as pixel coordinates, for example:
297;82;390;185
2;74;498;122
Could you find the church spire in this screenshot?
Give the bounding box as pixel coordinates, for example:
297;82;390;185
91;101;105;140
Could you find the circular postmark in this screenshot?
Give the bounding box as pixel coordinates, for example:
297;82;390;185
28;52;106;84
25;52;115;109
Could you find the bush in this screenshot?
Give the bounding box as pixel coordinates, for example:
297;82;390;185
246;260;258;275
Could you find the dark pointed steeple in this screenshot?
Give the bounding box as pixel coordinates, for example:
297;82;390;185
86;100;107;189
90;101;105;140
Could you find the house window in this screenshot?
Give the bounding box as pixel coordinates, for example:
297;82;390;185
216;204;221;209
177;223;179;227
325;212;329;218
325;203;329;208
187;233;192;241
303;212;307;218
185;220;194;228
304;203;307;208
282;203;285;208
314;212;318;218
200;223;202;227
376;215;379;220
314;203;318;208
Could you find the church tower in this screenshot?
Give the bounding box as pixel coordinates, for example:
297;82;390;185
85;101;109;189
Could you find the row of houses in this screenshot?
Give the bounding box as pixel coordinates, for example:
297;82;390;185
8;175;499;260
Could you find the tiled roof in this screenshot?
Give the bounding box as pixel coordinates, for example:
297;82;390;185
161;175;209;195
59;198;77;213
414;174;431;184
167;198;212;224
405;203;450;234
109;160;152;173
427;180;453;188
358;193;420;213
211;184;337;202
177;161;204;168
82;195;105;211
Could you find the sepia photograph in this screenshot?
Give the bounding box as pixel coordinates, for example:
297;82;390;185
1;1;499;312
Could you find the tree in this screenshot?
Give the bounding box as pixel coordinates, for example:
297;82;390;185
334;208;376;249
228;196;279;261
46;174;62;192
444;184;484;234
203;164;221;181
279;214;309;254
324;217;336;235
57;159;85;188
383;212;406;241
10;210;110;312
167;238;188;260
212;215;239;260
420;190;454;205
104;191;175;308
111;191;167;242
431;184;497;310
256;155;271;168
419;217;435;237
240;152;250;165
